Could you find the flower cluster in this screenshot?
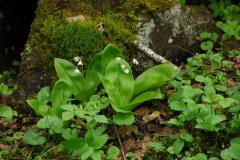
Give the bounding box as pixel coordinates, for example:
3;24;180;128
73;56;83;74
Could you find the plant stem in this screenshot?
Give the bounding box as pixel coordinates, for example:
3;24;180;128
114;124;127;160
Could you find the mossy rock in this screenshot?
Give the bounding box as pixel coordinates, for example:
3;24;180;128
13;0;185;113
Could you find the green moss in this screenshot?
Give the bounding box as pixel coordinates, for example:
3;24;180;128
50;20;105;60
96;13;137;56
123;0;174;19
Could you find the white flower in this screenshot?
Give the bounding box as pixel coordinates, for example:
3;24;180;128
74;68;80;74
124;69;129;74
121;64;125;70
132;58;139;65
73;56;81;62
77;60;83;66
116;57;121;61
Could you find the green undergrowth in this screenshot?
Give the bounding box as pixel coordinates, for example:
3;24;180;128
1;0;240;160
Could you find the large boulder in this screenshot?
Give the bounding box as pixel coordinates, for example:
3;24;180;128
135;4;215;71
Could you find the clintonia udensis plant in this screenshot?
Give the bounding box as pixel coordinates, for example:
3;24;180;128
98;54;175;125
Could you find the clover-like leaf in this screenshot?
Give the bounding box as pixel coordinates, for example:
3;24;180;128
200;41;213;51
113;113;135;125
23;129;46;145
0;106;16;122
107;146;120;159
180;132;193;143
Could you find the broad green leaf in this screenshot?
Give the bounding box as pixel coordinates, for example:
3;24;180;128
173;139;184;154
195;153;207;160
205;114;226;125
81;146;94;160
62;128;77;140
229;144;240;159
13;132;22;140
113;113;135;125
201;41;213;51
62;111;74;121
230;137;240;145
200;32;212;39
93;115;109;123
37;115;63;133
54;58;86;100
104;59;134;107
23;129;46;145
37;86;51;103
167;146;175;154
91;134;108;149
107;146;120;159
60;104;78;112
209;157;219;160
0;106;16;122
72;143;89;157
85;129;95;144
98;73;123;112
91;150;103;160
195;114;226;131
52;80;72;113
221;144;240;160
180;132;193;143
125;91;163;111
94;127;106;136
168;118;183;126
221;148;232;160
169;101;186;111
101;43;124;74
85;52;102;87
200;32;218;41
61;138;85;150
0;83;12;96
134;63;175;97
27;99;54;116
219;98;236;108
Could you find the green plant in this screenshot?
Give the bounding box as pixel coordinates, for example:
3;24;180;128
0;83;13;96
0;106;17;122
53;44;123;102
209;0;240;40
165;2;240;156
99;58;175;125
221;137;240;160
23;129;46;145
167;132;193;156
148;141;166;153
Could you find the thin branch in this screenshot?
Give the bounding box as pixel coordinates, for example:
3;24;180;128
114;124;127;160
133;41;180;70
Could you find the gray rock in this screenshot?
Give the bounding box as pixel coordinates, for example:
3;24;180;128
136;4;215;70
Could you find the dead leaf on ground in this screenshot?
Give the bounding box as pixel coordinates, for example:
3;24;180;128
134;150;143;160
118;125;138;136
135;107;152;117
122;138;136;152
139;135;151;153
0;144;13;150
143;111;161;123
160;127;175;137
166;89;175;98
